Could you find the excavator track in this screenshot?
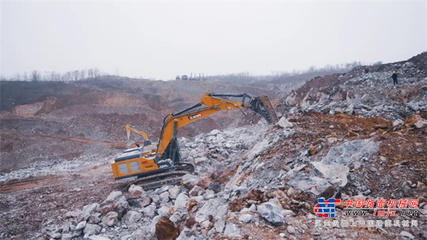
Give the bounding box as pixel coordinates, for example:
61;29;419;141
125;163;194;191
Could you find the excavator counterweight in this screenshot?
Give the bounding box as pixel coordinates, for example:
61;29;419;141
110;93;278;189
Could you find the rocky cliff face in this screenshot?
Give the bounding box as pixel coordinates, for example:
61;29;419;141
278;52;427;121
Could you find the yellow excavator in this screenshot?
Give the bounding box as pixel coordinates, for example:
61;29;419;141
111;93;278;189
124;124;151;147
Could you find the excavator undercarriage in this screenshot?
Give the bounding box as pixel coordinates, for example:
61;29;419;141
111;93;278;190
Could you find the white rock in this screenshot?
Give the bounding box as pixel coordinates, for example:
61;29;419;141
189;186;204;197
103;191;122;203
393;119;404;127
169;212;182;224
204;190;215;200
88;236;111;240
157;206;171;217
181;174;199;189
159;191;170;203
128;185;144;199
195;157;208;165
150;194;160;205
140;196;151;207
61;233;73;240
200;220;211;229
287;226;295;234
83;223;101;236
286;187;296;197
239;214;253;223
257;202;285;226
277;117;293;129
142;204;156;218
195;199;228;222
414;120;427;129
249;204;257;212
174;193;189;213
122;210;142;224
281;210;295;217
168;186;181;200
240;207;251;213
76;221;87;230
209;129;221;136
65;210;81;218
47;231;61;239
214;219;225;233
311;161;349;187
102;211;118;227
400;231;415;239
223;223;241;237
131;229;144;239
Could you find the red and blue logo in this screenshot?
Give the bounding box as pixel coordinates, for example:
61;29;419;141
314;198;341;217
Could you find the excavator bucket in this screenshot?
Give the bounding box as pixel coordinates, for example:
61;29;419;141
257;95;279;124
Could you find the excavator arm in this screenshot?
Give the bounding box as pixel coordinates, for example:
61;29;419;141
155;93;278;162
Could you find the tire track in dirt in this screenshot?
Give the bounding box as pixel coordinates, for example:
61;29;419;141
0;131;127;149
0;175;69;193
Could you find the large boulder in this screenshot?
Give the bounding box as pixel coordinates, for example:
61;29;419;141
257;202;285;226
102;211;118;227
83;224;101;237
155;216;179;240
128;185;144;199
159;191;170;204
168;186;181;200
239;214;253;223
181;174;199;189
174;193;189;213
122;210;142;225
142;204;156;218
276;117;294;129
157;206;171;217
100;191;129;218
103;191;123;203
404;114;422;127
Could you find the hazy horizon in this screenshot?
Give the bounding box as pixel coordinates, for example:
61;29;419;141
2;0;426;80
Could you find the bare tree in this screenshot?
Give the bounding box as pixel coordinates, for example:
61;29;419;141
93;68;100;78
79;69;87;80
14;73;22;81
31;70;40;81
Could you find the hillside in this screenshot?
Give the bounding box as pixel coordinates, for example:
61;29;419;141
0;53;426;240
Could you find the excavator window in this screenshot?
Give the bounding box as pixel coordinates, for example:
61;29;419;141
118;163;128;174
130;161;140;172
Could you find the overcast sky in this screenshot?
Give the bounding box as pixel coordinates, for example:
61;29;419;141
1;0;426;80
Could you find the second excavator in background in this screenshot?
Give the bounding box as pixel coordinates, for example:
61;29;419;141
111;93;278;189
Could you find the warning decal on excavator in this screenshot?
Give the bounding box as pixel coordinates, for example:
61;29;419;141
188;113;202;120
